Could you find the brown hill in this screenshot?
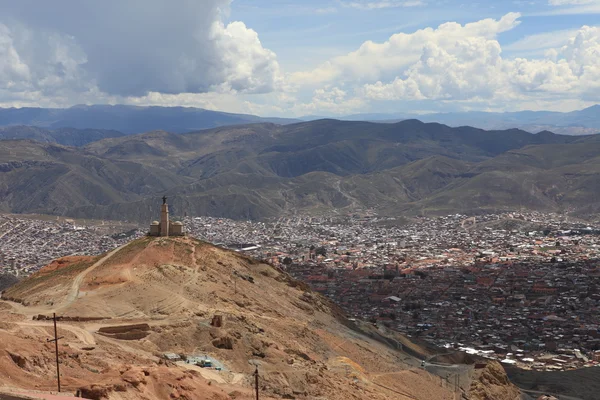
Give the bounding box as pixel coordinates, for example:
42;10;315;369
0;236;494;400
2;120;598;221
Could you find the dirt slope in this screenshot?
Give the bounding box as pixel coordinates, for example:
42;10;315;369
0;236;500;399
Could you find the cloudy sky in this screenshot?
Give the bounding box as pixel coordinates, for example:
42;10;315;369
0;0;598;116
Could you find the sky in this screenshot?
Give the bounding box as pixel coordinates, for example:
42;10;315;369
0;0;598;117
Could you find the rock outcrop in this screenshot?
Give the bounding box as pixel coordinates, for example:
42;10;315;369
470;361;522;400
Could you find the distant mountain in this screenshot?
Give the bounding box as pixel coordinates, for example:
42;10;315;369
327;105;600;135
0;126;125;146
0;105;300;134
2;119;599;221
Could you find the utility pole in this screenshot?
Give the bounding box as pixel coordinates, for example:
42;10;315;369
253;365;259;400
454;374;459;400
47;313;64;393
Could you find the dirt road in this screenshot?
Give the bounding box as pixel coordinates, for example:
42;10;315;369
17;320;96;346
56;244;127;313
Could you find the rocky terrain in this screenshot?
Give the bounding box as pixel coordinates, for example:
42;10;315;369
469;362;522;400
0;126;125;147
0;236;522;399
1;119;600;222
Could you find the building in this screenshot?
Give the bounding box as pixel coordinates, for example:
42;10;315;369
149;197;185;237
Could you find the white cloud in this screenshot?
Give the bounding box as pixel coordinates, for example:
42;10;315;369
287;13;600;115
0;24;32;89
0;4;598;116
532;0;600;14
357;18;600;104
315;7;338;14
0;0;281;102
291;13;521;87
504;29;580;53
291;87;366;115
0;22;92;106
548;0;595;5
340;0;425;9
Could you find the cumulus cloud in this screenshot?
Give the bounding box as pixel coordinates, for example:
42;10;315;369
0;0;281;102
286;12;600;115
0;3;598;116
291;13;521;87
362;21;600;103
291;86;366;115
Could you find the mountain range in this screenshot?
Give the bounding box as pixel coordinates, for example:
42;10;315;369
329;105;600;136
1;119;600;222
0;126;125;146
0;104;597;138
0;104;299;134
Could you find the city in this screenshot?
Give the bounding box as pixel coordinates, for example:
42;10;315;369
2;211;600;374
0;214;143;276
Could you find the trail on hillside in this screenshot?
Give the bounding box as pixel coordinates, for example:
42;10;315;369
56;243;128;313
18;320;96;345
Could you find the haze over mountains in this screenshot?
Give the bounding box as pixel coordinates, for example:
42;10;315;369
320;105;600;136
0;104;598;138
1;118;600;222
0;105;299;135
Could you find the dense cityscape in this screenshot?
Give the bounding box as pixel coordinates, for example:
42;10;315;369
2;211;600;373
0;215;143;276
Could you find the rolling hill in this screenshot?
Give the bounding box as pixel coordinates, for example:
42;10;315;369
1;119;599;221
0;126;125;146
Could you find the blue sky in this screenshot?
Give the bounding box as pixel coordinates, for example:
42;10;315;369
233;0;600;75
0;0;598;116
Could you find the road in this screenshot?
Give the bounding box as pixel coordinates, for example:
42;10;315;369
18;320;96;346
55;243;127;313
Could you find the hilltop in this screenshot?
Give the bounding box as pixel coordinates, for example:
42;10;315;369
0;235;515;399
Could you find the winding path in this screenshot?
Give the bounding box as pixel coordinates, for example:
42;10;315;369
18;320;96;345
55;243;128;313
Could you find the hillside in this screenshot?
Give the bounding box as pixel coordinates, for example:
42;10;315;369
0;126;125;146
0;236;492;399
0;140;195;216
0;105;299;134
1;119;599;221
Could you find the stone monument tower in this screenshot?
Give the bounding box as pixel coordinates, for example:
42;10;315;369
149;196;185;237
160;196;169;237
